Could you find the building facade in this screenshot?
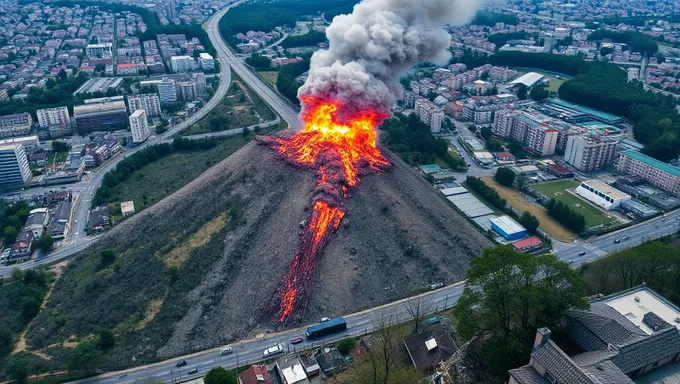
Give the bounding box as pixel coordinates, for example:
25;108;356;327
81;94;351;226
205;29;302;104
129;110;150;143
36;106;72;138
74;97;128;135
126;93;161;118
575;180;631;210
0;143;31;188
492;110;558;156
415;99;444;133
139;78;178;104
617;150;680;196
0;113;33;138
170;55;194;73
198;53;215;71
86;43;113;58
564;135;619;171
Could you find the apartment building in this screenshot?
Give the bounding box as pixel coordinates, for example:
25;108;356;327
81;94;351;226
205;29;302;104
0;143;31;188
0;113;33;138
617;150;680;196
198;53;215;71
170;55;194;73
74;97;128;135
129;110;150;143
415;98;444;133
36;106;72;138
86;43;113;58
126;93;161;118
492;111;558;156
141;78;177;104
564;135;619;171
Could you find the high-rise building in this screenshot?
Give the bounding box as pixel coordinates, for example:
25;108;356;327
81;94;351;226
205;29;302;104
126;93;161;118
415;98;444;133
129;110;150;143
0;113;33;138
140;78;177;104
564;135;619;171
617;150;680;196
74;97;128;135
0;143;31;188
198;53;215;71
86;43;113;58
170;55;194;73
36;106;72;138
193;72;206;98
492;110;558;156
165;0;177;19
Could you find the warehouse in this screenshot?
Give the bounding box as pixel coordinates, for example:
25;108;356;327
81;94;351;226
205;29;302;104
490;215;527;241
576;180;631;210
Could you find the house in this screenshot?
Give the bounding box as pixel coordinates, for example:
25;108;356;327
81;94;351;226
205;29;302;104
239;364;273;384
9;229;34;261
314;346;348;377
508;285;680;384
403;324;458;371
47;200;73;240
276;355;309;384
87;205;110;233
24;208;49;238
511;236;542;252
121;201;135;217
495;152;516;162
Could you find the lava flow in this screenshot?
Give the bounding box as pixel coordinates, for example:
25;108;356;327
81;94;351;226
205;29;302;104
263;96;390;322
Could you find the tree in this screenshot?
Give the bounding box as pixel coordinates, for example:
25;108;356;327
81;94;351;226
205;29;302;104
519;211;540;233
68;340;103;373
99;330;115;350
453;245;587;377
204;367;237;384
404;297;429;334
468;124;477;133
4;226;17;244
52;140;70;153
480;126;492;140
529;86;549;101
336;337;357;354
245;53;271;70
6;358;29;383
242;127;250;137
101;249;115;265
35;234;54;252
20;295;41;321
516;85;528;100
494;167;515;187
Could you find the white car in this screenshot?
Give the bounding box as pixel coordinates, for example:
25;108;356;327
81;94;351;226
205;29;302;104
219;346;233;355
263;344;284;358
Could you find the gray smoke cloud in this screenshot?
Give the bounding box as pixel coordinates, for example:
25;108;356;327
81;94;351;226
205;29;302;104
298;0;483;115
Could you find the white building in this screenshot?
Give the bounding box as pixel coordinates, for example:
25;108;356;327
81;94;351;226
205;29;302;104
121;201;135;217
0;143;31;188
575;180;631;210
36;106;70;129
140;78;177;104
564;135;618;172
126;93;161;118
415;99;444;133
129;110;150;143
170;55;194;73
198;52;215;71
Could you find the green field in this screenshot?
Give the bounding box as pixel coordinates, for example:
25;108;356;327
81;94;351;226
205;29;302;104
293;21;310;36
532;179;619;228
516;69;567;93
257;71;279;89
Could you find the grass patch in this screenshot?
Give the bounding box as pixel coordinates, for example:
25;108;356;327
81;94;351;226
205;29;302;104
157;212;229;268
257;71;279;89
47;152;67;165
516;69;567;92
481;177;576;241
532;179;619;228
180;70;276;137
292;21;310;36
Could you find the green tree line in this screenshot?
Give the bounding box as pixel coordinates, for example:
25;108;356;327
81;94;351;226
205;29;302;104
276;55;311;105
465;176;507;210
280;31;326;48
487;32;530;49
471;11;519;27
587;29;658;56
546;198;586;233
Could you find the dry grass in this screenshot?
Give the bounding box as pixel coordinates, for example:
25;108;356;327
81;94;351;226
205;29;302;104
158;212;229;268
257;71;279;89
137;299;164;330
481;177;577;242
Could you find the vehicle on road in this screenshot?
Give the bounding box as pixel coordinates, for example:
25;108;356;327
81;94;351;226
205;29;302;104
622;236;629;241
188;368;198;375
220;346;233;355
320;317;331;322
263;344;284;358
118;374;127;379
291;337;303;344
306;318;347;339
176;360;187;367
578;251;586;256
427;316;440;325
614;239;621;244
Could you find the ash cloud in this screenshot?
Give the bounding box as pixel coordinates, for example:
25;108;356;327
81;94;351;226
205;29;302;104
299;0;483;115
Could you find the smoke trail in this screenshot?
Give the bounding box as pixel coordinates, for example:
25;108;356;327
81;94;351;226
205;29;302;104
299;0;483;116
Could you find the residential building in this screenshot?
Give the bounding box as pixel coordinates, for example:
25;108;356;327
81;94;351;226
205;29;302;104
576;180;631;210
314;346;348;377
36;106;72;138
403;324;458;371
492;111;558;156
0;136;40;154
141;78;177;104
462;102;495;124
564;135;619;172
617;150;680;196
24;208;49;239
73;97;128;135
239;365;273;384
47;200;73;240
415;99;444;133
177;81;198;101
86;43;113;58
87;205;110;233
0;143;31;188
9;229;33;261
198;52;215;70
170;55;194;73
129;110;150;143
121;201;135;217
508;286;680;384
126;93;161;118
276;355;309;384
0;113;33;138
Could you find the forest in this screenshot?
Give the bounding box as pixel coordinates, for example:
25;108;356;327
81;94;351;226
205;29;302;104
587;29;658;56
280;31;326;48
275;55;311;105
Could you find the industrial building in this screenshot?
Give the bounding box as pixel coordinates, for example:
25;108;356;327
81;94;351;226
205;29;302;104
490;215;527;241
74;96;128;135
415;98;444;133
126;93;161;118
564;134;619;171
129;110;150;143
0;113;33;138
576;180;631;210
74;77;123;96
0;143;31;188
617;150;680;197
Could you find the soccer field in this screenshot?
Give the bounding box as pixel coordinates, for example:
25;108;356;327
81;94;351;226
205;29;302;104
532;180;619;228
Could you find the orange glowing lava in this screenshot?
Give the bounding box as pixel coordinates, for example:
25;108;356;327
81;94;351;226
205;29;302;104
265;97;390;322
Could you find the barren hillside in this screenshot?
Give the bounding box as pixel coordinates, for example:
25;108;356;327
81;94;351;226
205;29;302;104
26;141;491;370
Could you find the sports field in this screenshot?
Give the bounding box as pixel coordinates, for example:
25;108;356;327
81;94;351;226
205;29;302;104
532;180;619;228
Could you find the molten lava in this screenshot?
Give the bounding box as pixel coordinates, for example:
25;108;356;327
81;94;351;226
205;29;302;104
264;96;390;322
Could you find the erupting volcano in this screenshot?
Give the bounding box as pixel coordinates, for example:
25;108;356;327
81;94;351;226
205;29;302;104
263;96;391;321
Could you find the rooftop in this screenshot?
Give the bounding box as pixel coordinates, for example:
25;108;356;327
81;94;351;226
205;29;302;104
598;285;680;335
547;99;622;124
580;180;631;200
490;215;526;235
510;72;545;87
622;150;680;178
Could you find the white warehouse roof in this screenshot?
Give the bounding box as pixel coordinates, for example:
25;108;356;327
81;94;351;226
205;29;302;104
510;72;545;88
490;215;526;235
580;180;630;200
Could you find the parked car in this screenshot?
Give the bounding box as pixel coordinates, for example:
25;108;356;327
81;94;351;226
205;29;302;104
176;360;187;367
263;344;284;358
188;368;198;375
320;317;331;322
427;316;440;325
291;337;304;345
220;346;233;355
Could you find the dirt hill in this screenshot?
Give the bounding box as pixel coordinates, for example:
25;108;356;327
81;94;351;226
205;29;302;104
26;141;491;370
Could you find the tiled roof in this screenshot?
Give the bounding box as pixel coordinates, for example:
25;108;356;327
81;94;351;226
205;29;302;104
508;365;550;384
642;312;673;332
581;360;634;384
532;341;596;383
612;327;680;374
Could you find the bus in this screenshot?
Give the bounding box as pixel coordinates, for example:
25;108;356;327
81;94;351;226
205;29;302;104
305;318;347;339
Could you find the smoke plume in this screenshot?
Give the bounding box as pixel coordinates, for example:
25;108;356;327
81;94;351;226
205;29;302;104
299;0;483;116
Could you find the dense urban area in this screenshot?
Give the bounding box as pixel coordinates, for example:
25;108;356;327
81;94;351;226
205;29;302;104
1;0;680;383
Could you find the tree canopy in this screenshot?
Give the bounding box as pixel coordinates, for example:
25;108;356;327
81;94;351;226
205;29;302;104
494;167;515;187
204;367;238;384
